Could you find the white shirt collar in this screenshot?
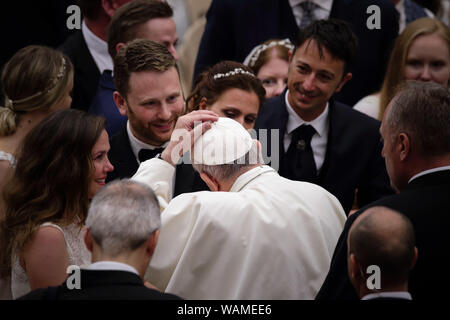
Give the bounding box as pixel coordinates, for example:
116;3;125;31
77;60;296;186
288;0;333;11
127;121;168;164
230;165;275;192
82;21;113;73
87;261;139;276
362;291;412;300
285;89;329;138
408;165;450;184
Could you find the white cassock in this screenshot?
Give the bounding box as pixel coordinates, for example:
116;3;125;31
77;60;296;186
132;158;346;299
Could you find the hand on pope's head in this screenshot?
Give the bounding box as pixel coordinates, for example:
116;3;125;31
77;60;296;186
161;110;219;166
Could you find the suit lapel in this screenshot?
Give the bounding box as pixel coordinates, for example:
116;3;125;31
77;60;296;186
108;126;139;180
75;31;100;82
317;100;344;184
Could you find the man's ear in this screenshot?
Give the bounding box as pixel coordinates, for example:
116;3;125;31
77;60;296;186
398;133;410;161
84;228;94;253
335;73;352;93
199;97;208;110
146;230;160;257
102;0;120;18
200;172;219;191
116;42;125;55
411;247;419;270
114;91;128;116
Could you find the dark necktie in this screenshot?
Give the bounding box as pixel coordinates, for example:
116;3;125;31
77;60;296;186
298;1;319;29
284;124;317;182
138;148;165;162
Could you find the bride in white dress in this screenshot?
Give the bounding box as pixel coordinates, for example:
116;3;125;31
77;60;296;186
0;108;114;299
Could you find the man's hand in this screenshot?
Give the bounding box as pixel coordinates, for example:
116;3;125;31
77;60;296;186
161;110;219;166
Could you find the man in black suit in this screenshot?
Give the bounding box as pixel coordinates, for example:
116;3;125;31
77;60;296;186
107;39;208;196
19;179;181;300
348;206;417;301
317;81;450;300
59;0;131;111
255;19;393;214
89;0;179;137
194;0;399;106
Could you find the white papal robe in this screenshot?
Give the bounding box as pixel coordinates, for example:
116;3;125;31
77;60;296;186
132;159;346;299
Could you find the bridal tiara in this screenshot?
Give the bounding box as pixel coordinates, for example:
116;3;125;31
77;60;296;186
243;39;294;68
213;68;255;80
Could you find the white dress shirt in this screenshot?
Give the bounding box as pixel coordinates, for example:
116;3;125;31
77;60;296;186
126;121;175;197
289;0;333;26
362;291;412;300
126;121;169;165
284;90;329;173
87;261;139;276
408;165;450;184
82;21;113;73
132;158;346;299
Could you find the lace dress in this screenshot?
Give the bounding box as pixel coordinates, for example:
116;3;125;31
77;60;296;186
0;150;16;168
11;222;91;299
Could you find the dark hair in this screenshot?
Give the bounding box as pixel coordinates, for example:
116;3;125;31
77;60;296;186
114;39;177;98
77;0;102;20
295;19;358;74
187;61;266;112
386;80;450;157
0;109;106;278
107;0;173;59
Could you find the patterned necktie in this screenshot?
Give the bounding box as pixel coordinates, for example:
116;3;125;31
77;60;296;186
284;124;317;182
138;148;165;162
298;1;319;29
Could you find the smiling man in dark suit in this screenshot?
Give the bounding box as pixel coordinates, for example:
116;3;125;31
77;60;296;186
317;81;450;300
106;39;207;196
194;0;399;106
255;19;393;214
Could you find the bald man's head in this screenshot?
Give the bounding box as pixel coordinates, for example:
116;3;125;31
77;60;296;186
348;206;417;291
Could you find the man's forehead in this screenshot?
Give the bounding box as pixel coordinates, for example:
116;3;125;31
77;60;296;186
128;67;181;94
293;39;345;72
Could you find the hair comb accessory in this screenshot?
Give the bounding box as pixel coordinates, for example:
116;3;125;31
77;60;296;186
3;57;67;107
46;56;67;92
4;96;14;111
243;39;295;67
213;68;255;80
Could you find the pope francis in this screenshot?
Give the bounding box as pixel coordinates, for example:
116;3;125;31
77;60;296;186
132;110;346;299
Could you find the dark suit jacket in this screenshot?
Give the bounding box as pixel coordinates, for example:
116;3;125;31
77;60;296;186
254;92;393;214
194;0;399;106
316;169;450;300
59;31;100;112
107;126;209;196
18;270;181;300
88;70;128;137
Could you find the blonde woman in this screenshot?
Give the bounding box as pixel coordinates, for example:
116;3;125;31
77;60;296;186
0;46;74;201
0;46;73;299
354;18;450;120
